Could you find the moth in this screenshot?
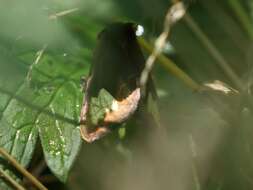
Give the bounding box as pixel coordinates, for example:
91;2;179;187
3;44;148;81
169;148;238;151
80;22;156;143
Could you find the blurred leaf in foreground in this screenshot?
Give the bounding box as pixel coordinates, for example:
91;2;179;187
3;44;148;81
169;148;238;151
0;47;90;187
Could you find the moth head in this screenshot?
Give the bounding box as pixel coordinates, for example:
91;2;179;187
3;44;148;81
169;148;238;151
97;22;137;45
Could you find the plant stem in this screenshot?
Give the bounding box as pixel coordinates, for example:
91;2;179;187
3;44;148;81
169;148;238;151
138;37;201;91
183;14;244;91
228;0;253;40
0;167;26;190
0;148;47;190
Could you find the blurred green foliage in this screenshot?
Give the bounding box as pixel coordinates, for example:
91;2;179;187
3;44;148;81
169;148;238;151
0;0;253;190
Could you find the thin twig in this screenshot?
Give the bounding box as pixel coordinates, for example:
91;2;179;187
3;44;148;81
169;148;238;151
138;37;200;91
140;2;186;97
49;8;79;20
27;45;47;83
0;167;26;190
183;14;244;91
0;148;47;190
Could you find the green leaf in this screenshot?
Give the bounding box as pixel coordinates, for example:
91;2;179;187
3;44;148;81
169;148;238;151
0;49;90;187
38;81;82;182
0;50;35;189
89;89;114;126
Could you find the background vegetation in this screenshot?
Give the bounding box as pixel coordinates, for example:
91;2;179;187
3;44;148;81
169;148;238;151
0;0;253;189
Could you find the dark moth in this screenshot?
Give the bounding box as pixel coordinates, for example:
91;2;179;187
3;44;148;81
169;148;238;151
80;22;155;143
